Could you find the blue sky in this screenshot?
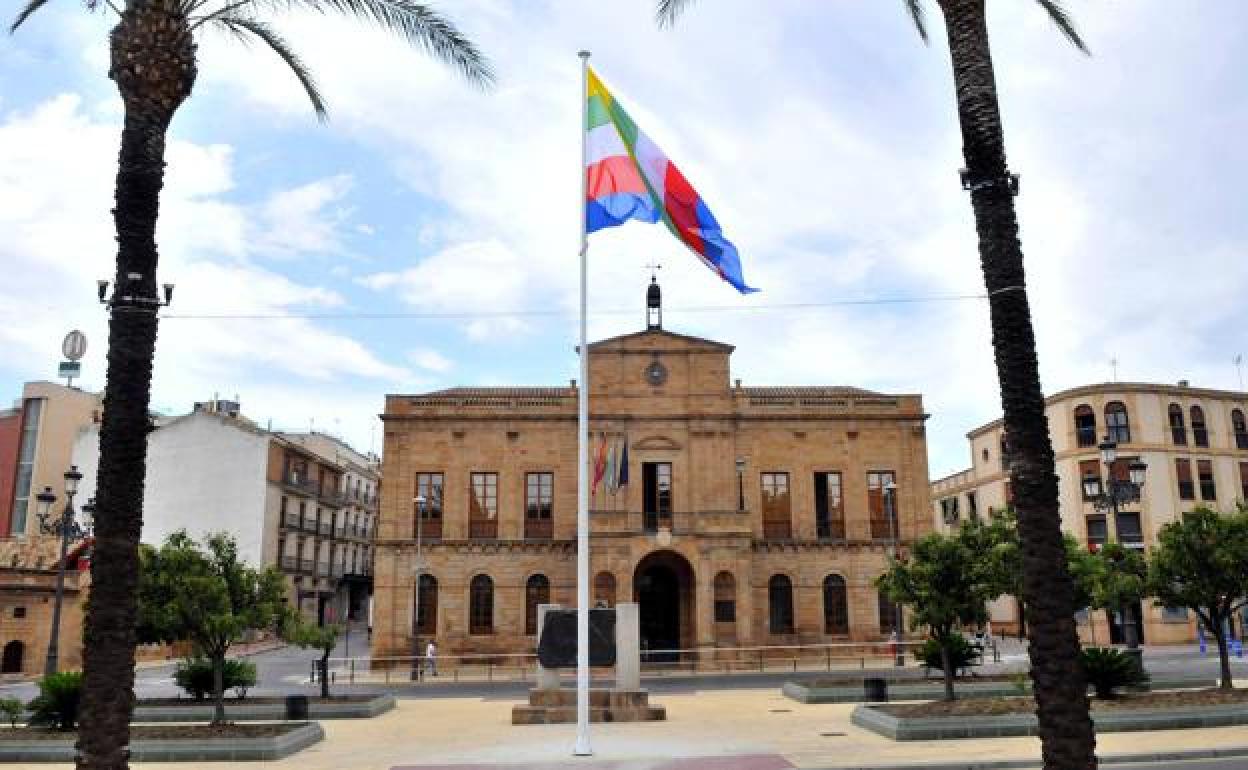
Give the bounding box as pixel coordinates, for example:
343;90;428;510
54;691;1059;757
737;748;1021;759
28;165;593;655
1;1;1246;476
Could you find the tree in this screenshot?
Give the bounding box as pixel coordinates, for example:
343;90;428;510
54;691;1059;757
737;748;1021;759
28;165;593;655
1149;507;1248;690
9;3;490;767
136;532;288;725
656;1;1094;765
877;530;997;701
284;620;341;699
1087;543;1149;648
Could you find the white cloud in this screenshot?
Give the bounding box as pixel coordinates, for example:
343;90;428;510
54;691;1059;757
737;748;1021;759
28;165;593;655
409;347;453;374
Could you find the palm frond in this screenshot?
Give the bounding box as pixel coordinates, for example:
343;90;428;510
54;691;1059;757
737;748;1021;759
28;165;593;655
281;0;493;87
903;0;929;44
1034;0;1088;54
210;13;329;120
10;0;51;33
655;0;696;28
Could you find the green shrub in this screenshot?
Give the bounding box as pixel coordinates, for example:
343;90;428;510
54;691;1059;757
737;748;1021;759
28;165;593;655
913;632;979;675
174;658;259;700
1080;647;1148;699
0;696;22;728
1010;671;1029;694
26;671;83;731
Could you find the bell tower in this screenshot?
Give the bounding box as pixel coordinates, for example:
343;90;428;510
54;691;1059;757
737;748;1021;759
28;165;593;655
645;270;662;330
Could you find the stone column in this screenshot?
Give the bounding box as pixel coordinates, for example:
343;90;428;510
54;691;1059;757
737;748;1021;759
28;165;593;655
616;602;640;690
535;603;561;690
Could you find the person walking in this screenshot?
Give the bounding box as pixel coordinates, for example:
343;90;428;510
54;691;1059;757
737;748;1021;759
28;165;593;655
425;639;437;677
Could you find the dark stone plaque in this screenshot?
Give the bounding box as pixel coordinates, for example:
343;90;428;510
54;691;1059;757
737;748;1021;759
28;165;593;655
537;608;616;668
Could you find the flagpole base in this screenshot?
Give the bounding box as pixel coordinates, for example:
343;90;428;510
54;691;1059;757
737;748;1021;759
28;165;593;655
573;733;593;757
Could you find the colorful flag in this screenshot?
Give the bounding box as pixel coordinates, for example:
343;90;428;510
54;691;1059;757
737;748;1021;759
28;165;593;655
585;68;757;295
616;436;629;490
603;436;618;495
591;432;609;497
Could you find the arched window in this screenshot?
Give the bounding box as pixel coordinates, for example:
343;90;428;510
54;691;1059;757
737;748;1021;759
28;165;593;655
1168;404;1186;445
823;575;849;635
415;574;437;636
593;572;616;606
1;640;23;674
713;571;736;623
1233;409;1248;450
1074;405;1097;447
1191;405;1209;447
525;574;550;635
768;574;794;634
878;588;901;635
1105;402;1130;443
469;574;494;635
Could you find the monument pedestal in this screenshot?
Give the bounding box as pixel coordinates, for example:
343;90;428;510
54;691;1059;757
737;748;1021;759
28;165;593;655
511;687;666;724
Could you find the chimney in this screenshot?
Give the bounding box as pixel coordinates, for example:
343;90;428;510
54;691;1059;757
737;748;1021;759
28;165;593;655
1178;380;1190;388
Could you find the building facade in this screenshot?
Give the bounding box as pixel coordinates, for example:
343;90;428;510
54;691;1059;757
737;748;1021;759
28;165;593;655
931;381;1248;645
372;289;931;660
0;537;89;679
72;400;377;625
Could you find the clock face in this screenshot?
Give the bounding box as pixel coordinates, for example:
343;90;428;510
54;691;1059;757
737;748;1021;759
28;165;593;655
645;361;668;386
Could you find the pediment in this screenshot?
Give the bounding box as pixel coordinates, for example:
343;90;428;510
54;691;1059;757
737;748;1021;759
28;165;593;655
633;435;682;451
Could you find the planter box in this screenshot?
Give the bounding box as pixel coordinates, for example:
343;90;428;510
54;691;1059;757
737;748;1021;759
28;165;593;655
784;675;1215;704
0;722;324;763
130;694;395;722
851;701;1248;741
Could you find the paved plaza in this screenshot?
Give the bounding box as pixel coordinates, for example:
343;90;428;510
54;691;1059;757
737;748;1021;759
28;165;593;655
6;687;1248;770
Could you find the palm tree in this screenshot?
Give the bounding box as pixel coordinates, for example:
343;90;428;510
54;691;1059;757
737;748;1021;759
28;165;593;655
658;1;1095;767
10;2;491;767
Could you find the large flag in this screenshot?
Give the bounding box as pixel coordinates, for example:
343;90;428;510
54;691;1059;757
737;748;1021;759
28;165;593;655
585;68;758;295
603;436;618;495
616;436;629;491
591;432;609;498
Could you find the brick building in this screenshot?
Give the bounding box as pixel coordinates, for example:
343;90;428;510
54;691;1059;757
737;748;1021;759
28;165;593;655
372;284;932;660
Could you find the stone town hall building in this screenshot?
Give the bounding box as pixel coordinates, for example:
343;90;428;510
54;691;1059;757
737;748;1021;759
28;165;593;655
371;284;932;660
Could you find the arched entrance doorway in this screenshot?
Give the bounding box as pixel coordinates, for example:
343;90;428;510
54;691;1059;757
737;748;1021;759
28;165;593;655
632;550;695;662
2;640;24;674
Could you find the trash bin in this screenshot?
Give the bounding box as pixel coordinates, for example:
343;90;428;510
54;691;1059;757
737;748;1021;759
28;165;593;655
285;695;309;721
863;677;888;703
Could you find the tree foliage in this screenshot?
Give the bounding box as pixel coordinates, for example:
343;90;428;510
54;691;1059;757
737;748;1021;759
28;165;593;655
283;620;341;698
137;532;289;722
26;671;83;731
1080;647;1148;699
1149;506;1248;689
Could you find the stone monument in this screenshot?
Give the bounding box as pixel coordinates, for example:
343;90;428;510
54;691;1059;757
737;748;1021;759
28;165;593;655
512;602;665;724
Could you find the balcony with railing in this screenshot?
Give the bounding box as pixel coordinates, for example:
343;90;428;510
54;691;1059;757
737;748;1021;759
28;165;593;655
316;562;330;577
869;517;895;541
282;473;320;497
280;555;297;570
524;517;553;540
762;519;793;540
816;518;847;541
318;521;331;536
331;564;344;578
413;517;442;541
468;519;498;539
282;512;300;529
300;558;316;573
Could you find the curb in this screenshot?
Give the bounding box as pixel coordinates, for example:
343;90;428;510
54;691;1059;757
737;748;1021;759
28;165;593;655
808;744;1248;769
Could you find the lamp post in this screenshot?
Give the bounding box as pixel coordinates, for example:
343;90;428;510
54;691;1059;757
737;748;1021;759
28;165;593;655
1081;436;1147;663
884;478;904;666
735;457;746;512
35;466;93;677
411;494;426;679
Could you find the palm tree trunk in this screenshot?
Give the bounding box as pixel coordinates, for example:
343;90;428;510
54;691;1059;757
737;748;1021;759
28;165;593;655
76;5;196;769
936;1;1096;767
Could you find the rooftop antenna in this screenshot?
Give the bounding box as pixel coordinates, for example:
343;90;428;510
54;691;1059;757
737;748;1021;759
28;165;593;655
1236;354;1244;391
1110;356;1119;383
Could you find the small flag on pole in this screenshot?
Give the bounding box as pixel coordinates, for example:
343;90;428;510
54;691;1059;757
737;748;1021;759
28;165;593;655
585;68;757;295
617;436;629;491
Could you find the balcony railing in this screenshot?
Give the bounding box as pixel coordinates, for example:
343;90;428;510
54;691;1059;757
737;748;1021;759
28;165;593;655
869;517;895;541
282;513;300;528
280;555;297;570
300;558;316;573
282;474;320;496
316;562;330;577
334;526;345;538
302;519;318;533
524;517;553;540
318;521;331;535
762;519;792;540
469;519;498;539
413;518;442;541
816;519;847;540
331;564;344;578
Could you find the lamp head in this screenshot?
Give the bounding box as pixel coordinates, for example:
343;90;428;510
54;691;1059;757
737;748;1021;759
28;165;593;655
1128;459;1147;487
1098;438;1117;465
64;465;82;496
1082;472;1102;500
36;486;56;518
414;495;426;506
96;279;110;303
735;457;746;474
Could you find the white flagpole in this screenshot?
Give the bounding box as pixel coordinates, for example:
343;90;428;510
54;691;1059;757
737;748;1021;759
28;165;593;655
574;48;593;758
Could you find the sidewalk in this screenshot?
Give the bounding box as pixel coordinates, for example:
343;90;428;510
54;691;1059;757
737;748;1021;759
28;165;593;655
7;686;1247;770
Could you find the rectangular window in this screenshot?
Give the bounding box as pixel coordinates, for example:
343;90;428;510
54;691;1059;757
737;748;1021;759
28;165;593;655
939;496;959;526
414;473;444;520
642;462;672;532
867;471;897;540
966;490;978;521
469;472;498;539
814;472;845;539
1198;459;1217;500
714;600;735;623
525;472;554;539
1079;459;1101;501
14;607;26;619
1086;515;1108;546
1176;459;1195;500
760;472;791;539
1170;410;1187;445
1115;511;1143;545
10;398;44;535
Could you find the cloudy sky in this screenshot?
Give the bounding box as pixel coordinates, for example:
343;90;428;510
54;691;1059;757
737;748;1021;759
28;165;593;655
1;1;1245;477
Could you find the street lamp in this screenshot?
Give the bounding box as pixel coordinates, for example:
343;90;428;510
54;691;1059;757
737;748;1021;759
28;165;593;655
883;478;904;666
411;494;426;680
1082;436;1147;663
35;466;92;677
735;457;746;511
